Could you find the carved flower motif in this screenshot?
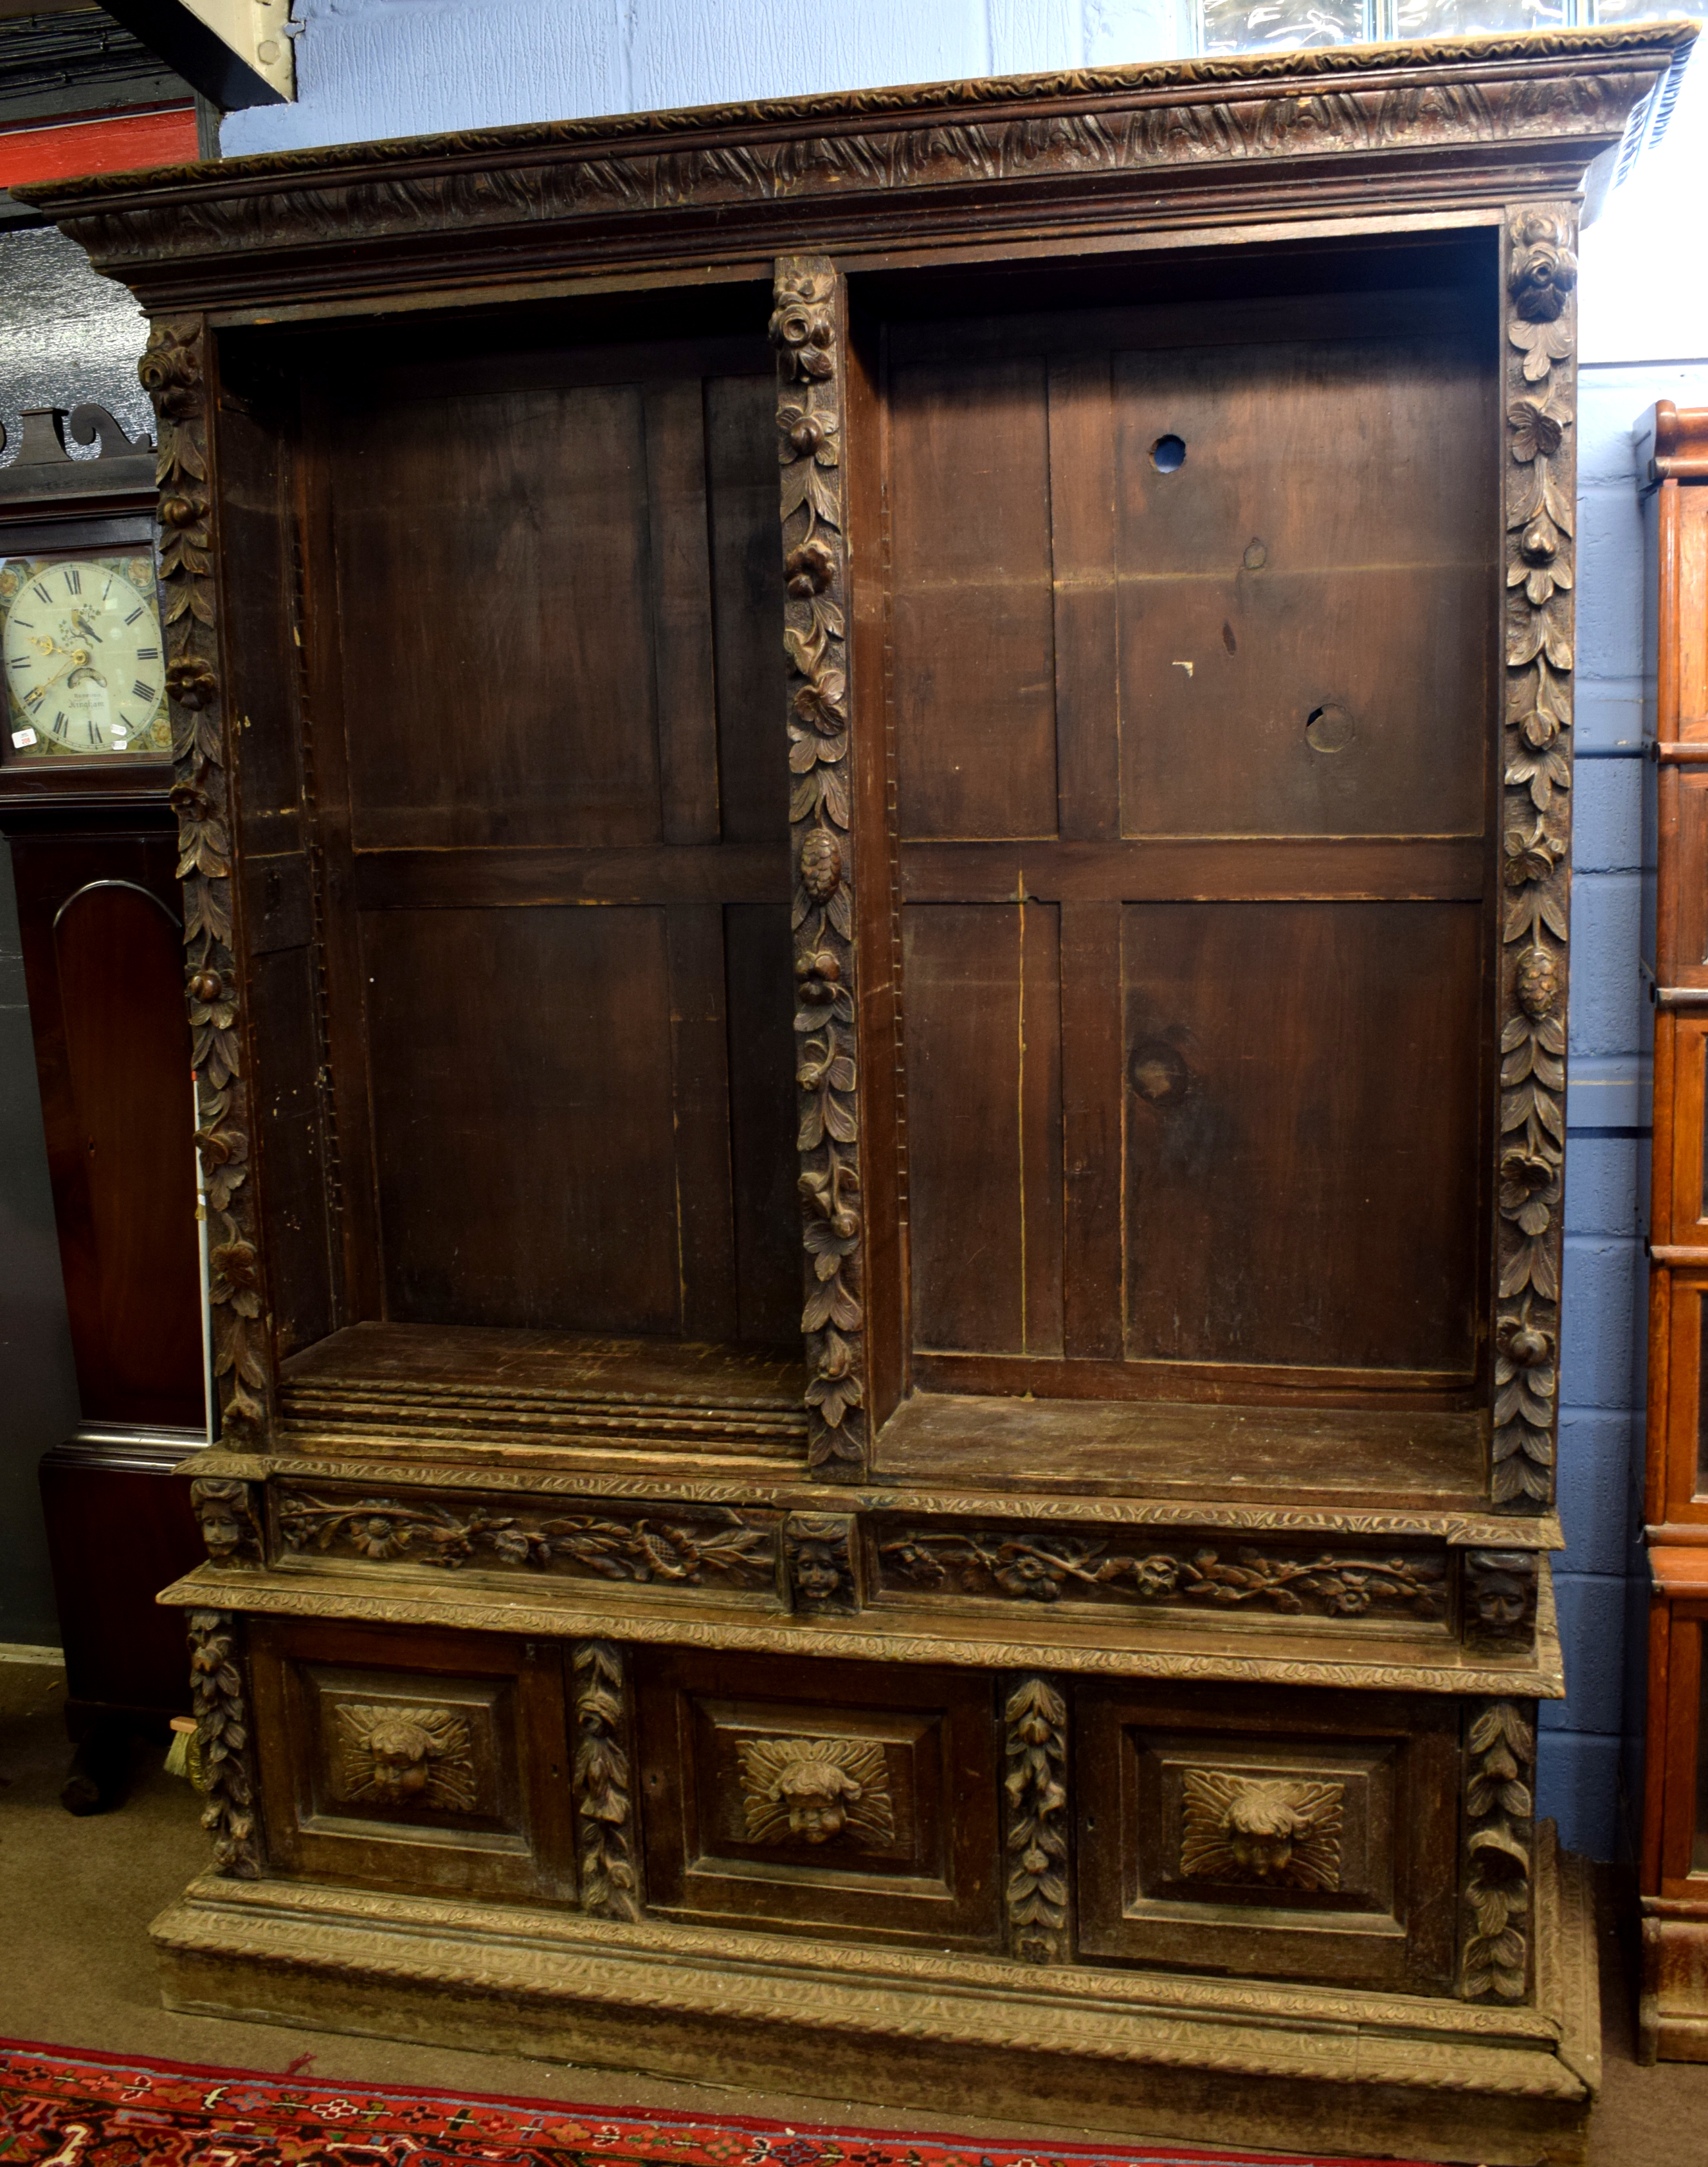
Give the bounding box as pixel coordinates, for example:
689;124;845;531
138;324;201;415
209;1238;261;1318
352;1515;403;1559
159;491;206;530
185;963;237;1029
1509;516;1571;608
1127;1554;1183;1599
1509;228;1577;325
795;948;843;1007
1514;945;1561;1019
792;669;847;735
487;1526;534;1565
805;1327;862;1429
1500;1149;1561;1238
994;1549;1069;1601
777;401;840;466
1507;396;1567;464
1322;1575;1372;1616
166;655;218;711
799;1164;860;1242
1496;1312;1554;1370
769;289;836;381
1503;821;1565;887
785;539;835;597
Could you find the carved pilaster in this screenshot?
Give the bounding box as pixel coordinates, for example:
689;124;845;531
190;1476;264;1568
783;1512;860;1612
571;1640;640;1919
1494;204;1577;1511
186;1608;261;1878
774;255;867;1483
1460;1698;1536;2002
1462;1549;1541;1651
140;317;271;1447
1003;1674;1069;1964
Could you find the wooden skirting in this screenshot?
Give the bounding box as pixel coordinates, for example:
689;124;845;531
155;1833;1600;2167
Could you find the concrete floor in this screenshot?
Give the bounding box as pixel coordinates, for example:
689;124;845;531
0;1656;1701;2164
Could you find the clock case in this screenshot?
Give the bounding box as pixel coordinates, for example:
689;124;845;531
0;406;207;1803
19;28;1690;2159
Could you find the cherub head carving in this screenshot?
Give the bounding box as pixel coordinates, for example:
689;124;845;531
1180;1770;1344;1891
739;1736;895;1849
334;1703;476;1815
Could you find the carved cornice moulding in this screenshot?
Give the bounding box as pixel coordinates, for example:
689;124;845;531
12;29;1689;296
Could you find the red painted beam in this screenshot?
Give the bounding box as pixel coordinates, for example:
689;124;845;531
0;106;198;188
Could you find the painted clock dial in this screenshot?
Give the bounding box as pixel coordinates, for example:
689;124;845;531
1;554;169;760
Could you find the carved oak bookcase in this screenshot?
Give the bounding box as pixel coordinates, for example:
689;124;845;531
19;26;1691;2161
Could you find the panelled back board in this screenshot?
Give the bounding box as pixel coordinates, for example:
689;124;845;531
19;28;1694;2161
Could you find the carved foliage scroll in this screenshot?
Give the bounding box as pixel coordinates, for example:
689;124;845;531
775;256;866;1482
572;1640;640;1920
1460;1698;1535;2002
1496;204;1577;1510
1004;1676;1069;1964
140;318;269;1446
187;1608;260;1878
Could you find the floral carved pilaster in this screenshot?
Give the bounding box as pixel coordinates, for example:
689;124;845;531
783;1511;860;1613
774;256;867;1482
1495;204;1577;1510
186;1608;261;1877
1003;1675;1069;1964
1460;1698;1535;2002
190;1476;264;1567
571;1640;640;1920
140;318;270;1447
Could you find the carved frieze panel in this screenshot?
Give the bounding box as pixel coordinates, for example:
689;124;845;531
332;1703;477;1815
1180;1770;1345;1892
739;1736;895;1847
877;1523;1448;1625
274;1487;777;1593
1495;201;1577;1512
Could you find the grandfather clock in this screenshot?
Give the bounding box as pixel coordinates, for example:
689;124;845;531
0;403;207;1808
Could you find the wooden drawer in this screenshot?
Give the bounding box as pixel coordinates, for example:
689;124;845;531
1076;1683;1458;1995
635;1647;1001;1948
249;1618;575;1903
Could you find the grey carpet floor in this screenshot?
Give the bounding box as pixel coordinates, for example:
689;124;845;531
0;1657;1698;2163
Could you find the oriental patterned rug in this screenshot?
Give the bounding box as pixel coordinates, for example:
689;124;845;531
0;2041;1437;2167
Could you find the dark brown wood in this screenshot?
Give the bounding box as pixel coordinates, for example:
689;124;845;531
17;32;1687;2141
635;1646;1001;1946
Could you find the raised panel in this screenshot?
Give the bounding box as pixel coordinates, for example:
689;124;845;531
1077;1685;1458;1993
249;1618;574;1901
1122;900;1482;1375
1113;333;1493;840
903;902;1062;1357
332;379;660;851
360;905;679;1333
889;354;1058;842
636;1648;1001;1946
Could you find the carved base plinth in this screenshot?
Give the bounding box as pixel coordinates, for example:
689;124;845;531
1640;1898;1708;2063
155;1836;1599;2166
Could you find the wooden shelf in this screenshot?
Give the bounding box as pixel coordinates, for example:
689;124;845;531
279;1323;807;1465
875;1390;1488;1509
